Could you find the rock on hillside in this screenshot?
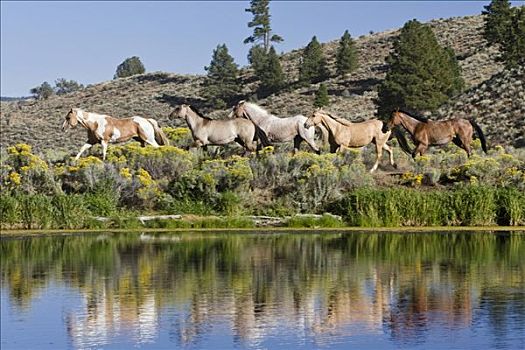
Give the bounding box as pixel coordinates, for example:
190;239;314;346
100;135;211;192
0;14;515;155
436;66;525;148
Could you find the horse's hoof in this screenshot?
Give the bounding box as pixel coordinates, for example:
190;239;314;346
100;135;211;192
393;163;398;169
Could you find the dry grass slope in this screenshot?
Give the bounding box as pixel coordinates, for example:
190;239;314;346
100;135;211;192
1;14;522;155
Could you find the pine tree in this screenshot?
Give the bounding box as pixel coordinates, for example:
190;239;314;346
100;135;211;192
30;82;54;100
501;6;525;68
336;30;359;77
54;78;84;95
314;83;329;107
299;36;330;85
114;56;145;79
204;44;240;109
377;20;464;117
244;0;283;53
257;46;285;97
482;0;513;45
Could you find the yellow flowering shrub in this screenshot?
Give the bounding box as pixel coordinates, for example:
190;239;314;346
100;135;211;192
119;167;132;180
8;172;21;187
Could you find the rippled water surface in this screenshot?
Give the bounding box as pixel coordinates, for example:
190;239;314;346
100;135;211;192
1;231;525;349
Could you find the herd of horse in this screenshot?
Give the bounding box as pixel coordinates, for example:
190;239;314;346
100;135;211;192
62;101;488;172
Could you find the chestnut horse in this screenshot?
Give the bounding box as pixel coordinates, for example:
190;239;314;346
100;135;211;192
304;109;395;172
383;110;488;158
62;108;169;160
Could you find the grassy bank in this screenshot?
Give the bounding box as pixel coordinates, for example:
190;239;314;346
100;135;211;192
1;139;524;230
1;186;524;230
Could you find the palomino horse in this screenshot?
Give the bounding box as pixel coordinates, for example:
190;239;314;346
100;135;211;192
304;109;395;172
62;108;169;160
382;110;488;158
230;101;327;154
169;104;270;153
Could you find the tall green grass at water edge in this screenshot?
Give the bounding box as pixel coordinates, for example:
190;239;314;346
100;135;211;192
1;185;524;229
332;186;525;226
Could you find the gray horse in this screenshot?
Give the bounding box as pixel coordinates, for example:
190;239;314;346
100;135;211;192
169;104;270;153
230;101;327;154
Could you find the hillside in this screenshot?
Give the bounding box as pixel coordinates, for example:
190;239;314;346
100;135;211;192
1;13;522;155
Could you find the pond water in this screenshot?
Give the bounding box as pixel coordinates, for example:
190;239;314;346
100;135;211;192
1;231;524;349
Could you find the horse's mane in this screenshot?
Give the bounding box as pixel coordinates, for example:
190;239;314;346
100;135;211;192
398;109;429;123
188;105;213;120
325;112;354;126
244;102;274;117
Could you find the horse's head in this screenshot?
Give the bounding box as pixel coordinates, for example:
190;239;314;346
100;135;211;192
169;104;190;120
62;108;79;131
304;109;324;129
383;109;402;133
230;100;248;119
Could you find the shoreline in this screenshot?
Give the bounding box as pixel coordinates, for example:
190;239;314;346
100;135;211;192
2;226;524;238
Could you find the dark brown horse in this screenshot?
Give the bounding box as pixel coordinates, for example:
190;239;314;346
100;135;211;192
383;110;487;158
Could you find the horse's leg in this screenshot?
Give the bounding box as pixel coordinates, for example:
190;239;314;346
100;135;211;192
382;142;396;168
293;135;303;154
137;125;160;148
75;143;93;160
101;141;109;161
329;141;339;153
455;135;472;157
370;141;383;172
412;143;427;158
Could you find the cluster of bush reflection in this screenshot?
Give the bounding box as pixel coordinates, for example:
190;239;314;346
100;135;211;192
1;232;524;348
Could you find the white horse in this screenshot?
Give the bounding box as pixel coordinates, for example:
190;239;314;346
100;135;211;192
230;101;327;154
62;108;169;160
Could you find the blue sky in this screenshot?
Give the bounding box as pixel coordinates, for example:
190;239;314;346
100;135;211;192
0;1;499;97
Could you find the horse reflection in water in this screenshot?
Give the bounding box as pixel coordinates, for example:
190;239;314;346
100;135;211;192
62;108;169;160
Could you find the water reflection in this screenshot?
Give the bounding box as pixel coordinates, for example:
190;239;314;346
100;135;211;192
1;232;524;349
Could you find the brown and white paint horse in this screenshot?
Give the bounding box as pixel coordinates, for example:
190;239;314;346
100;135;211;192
62;108;169;160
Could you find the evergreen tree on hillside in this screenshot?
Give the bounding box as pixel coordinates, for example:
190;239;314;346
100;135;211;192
377;19;464;117
54;78;84;95
500;6;525;68
248;46;267;74
314;83;329;107
482;0;513;45
336;30;359;77
114;56;145;79
30;82;54;100
299;36;330;85
203;44;240;109
256;46;285;98
244;0;283;53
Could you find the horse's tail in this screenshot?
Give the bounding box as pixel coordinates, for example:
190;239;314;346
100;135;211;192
253;123;271;148
469;119;488;154
147;118;170;146
393;128;412;155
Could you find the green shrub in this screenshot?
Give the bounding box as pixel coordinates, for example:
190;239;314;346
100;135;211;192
84;191;118;216
0;194;19;227
334;186;501;227
51;194;88;229
496;187;525;226
19;195;53;229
